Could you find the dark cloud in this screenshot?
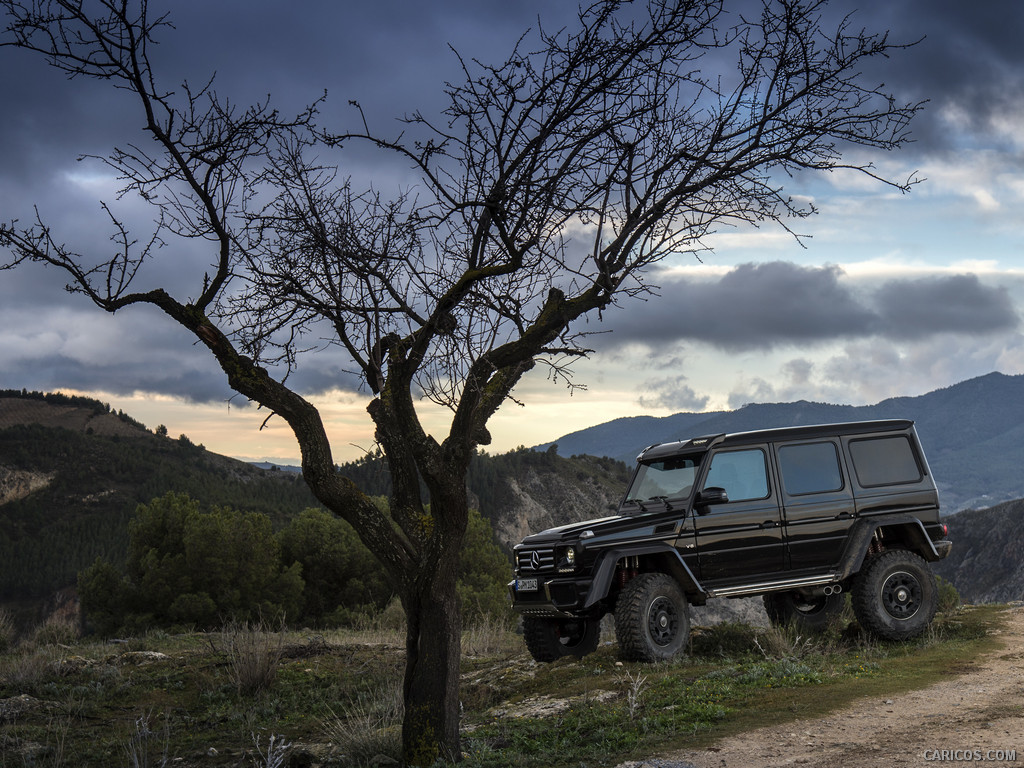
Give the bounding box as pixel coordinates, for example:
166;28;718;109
598;262;1019;352
3;1;1023;405
601;262;874;349
0;353;234;404
869;0;1024;154
874;275;1020;339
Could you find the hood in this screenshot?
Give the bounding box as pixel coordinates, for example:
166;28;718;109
518;510;672;546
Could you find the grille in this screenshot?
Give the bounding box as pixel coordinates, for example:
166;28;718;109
516;548;556;574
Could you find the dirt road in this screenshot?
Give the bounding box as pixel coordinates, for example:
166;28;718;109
668;606;1024;768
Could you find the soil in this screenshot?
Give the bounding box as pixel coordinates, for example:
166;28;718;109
660;606;1024;768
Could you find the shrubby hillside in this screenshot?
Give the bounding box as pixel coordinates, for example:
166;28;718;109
0;391;632;630
0;392;318;600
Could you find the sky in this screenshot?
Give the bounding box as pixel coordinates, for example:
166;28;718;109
1;0;1023;465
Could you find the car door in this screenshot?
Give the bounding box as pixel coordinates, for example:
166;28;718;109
774;439;855;571
691;445;784;583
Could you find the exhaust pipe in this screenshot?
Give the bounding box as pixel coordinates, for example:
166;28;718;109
822;584;844;596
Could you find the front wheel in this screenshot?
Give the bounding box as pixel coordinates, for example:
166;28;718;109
614;573;690;662
852;550;938;640
523;616;601;662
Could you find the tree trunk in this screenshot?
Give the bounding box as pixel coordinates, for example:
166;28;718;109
401;569;463;765
397;463;469;765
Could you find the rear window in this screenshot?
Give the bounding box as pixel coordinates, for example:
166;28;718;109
848;435;922;487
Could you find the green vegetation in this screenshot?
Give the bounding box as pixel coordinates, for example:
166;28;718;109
0;422;318;600
0;604;1005;767
0;397;627;608
78;492;513;634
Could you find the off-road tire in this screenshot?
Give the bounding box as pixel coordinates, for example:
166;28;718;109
522;616;601;662
614;573;690;662
763;590;846;633
852;549;938;640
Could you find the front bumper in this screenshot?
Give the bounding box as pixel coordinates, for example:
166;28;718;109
508;575;593;617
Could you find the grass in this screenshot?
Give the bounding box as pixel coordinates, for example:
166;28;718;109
0;605;1008;767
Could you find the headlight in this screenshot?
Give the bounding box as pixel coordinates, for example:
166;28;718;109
558;546;577;572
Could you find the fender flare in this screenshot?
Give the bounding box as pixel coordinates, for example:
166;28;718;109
838;514;946;580
582;543;705;609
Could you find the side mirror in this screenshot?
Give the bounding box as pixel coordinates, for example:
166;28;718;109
695;486;729;514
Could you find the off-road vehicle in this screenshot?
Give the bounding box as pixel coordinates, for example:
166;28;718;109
510;420;951;662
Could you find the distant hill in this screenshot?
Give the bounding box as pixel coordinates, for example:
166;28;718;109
0;391;319;601
934;497;1024;603
537;372;1024;511
0;392;633;611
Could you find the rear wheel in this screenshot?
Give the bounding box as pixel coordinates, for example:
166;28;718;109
852;550;938;640
614;573;690;662
523;616;601;662
763;590;846;633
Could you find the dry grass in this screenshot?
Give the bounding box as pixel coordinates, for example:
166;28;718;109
0;645;65;692
0;609;16;652
321;678;404;767
462;614;520;657
221;619;286;696
31;613;80;647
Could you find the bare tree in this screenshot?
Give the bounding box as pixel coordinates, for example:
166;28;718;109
0;0;921;762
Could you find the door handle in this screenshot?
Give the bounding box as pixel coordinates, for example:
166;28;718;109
760;520;778;529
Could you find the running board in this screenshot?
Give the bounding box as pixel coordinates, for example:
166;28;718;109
706;573;838;599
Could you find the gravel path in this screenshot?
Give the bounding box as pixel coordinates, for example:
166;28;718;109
616;607;1024;768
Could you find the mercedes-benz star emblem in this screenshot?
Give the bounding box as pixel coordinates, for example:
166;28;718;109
528;551;541;570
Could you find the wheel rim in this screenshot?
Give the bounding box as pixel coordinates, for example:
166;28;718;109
793;596;828;615
647;596;679;647
558;620;588;648
880;570;922;620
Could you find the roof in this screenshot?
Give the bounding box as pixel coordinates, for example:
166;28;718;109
638;419;915;462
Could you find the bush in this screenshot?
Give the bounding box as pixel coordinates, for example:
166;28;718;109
278;505;512;629
79;493;304;634
78;493;513;635
936;576;962;613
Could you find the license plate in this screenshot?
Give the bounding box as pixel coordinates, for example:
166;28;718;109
516;578;538;592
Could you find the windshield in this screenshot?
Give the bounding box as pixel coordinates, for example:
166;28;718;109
623;455;702;509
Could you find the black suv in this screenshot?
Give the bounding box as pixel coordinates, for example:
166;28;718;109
510;420;952;662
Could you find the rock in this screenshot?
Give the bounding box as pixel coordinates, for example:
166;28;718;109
0;694;47;721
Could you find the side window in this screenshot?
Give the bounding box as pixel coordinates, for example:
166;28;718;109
777;441;843;496
849;435;923;487
703;449;769;502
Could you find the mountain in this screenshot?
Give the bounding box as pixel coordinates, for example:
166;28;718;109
537;372;1024;511
933;498;1024;603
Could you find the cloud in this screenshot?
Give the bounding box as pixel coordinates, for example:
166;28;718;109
4;0;1024;419
598;262;1019;353
724;332;1024;410
637;375;710;412
874;275;1019;338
